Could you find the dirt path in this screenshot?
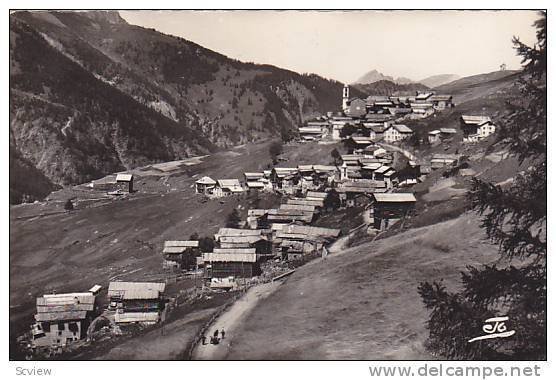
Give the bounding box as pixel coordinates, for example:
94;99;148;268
191;281;281;360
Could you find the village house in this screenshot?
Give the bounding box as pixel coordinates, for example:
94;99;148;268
195;176;217;195
270;167;299;192
108;282;166;325
31;292;97;348
162;240;200;271
383;124;414;143
371;192;417;230
414;92;434;103
266;208;315;224
115;173;134;193
215;228;272;256
364;112;395;124
410;102;435;118
214;179;244;197
428;130;441;144
217;236;273;256
362;122;386;141
440;128;458;138
430;153;460;169
336;179;387;207
277;224;340;260
430;94;454;110
246;209;270;229
345;136;375;153
345;98;367;118
204;251;261;279
460;115;496;142
299;126;326;141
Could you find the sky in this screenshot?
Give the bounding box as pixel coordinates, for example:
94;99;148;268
120;10;540;84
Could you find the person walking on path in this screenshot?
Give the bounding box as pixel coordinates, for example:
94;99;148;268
201;335;207;345
213;329;219;338
221;328;226;340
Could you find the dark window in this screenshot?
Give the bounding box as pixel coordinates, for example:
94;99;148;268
41;323;51;333
57;322;65;330
68;322;79;333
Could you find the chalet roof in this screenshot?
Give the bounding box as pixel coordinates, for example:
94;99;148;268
204;253;258;263
35;310;88;322
116;173;133;182
430;94;453;101
280;203;316;212
299;127;324;134
392;124;413;133
336;180;386;193
246;181;265;188
108;282;165;299
306;191;327;200
196;176;217;185
375;165;392;174
362;163;382;170
440;128;457;134
215;228;266;239
281;225;341;238
115;312;160;323
89;285;102;294
213;248;257;255
411;103;433;108
432;153;460;160
429;130;441;135
415;92;433;100
218;236;267;244
217;179;243;192
119;289;161;300
297;164;314;171
38;293;95;307
373;193;417;203
350;136;374;144
461;115;492;126
164;240;199;248
244;172;264;179
287;198;324;207
312;165;337;173
365;114;394;122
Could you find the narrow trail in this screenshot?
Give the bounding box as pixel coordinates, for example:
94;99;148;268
191;281;281;360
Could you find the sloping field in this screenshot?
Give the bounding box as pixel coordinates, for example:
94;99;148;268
224;212;500;360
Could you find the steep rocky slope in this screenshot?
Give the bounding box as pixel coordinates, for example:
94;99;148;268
10;11;364;203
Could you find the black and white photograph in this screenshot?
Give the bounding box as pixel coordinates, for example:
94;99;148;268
6;3;550;376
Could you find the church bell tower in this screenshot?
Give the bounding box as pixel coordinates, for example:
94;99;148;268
342;84;349;112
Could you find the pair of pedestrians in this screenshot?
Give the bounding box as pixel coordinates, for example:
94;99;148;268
201;328;225;345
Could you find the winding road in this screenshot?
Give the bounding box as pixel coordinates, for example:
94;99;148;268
191;281;281;360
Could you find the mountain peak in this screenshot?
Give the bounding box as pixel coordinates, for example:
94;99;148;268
354;69;414;86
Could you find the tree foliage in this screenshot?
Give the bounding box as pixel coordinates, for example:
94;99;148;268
418;12;546;360
269;141;283;164
226;209;242;228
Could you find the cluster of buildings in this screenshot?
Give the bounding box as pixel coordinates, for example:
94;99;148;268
300;86;497;147
30;281;167;350
298;85;455;143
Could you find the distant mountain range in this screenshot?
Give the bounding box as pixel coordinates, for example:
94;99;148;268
354;69;460;88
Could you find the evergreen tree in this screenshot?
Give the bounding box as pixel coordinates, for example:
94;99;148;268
418;12;546;360
330;148;341;166
226;209;242;228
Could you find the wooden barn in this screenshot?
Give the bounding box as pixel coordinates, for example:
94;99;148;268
204;251;261;279
162;240;200;270
108;282;166;324
371;193;417;230
115;173;134;193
